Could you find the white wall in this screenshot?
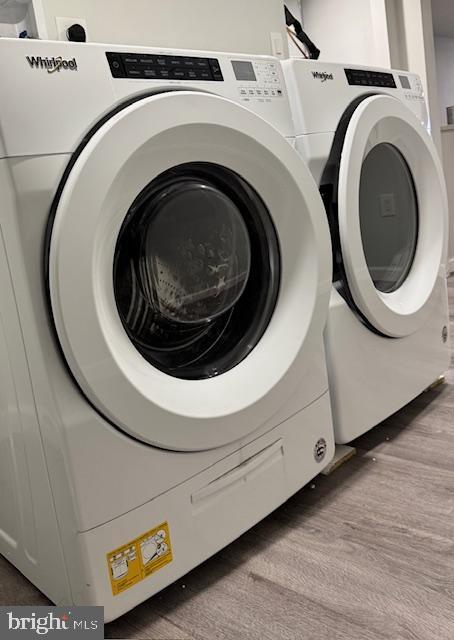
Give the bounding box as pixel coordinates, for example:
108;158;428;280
31;0;288;57
300;0;391;66
435;36;454;125
286;0;302;20
386;0;442;152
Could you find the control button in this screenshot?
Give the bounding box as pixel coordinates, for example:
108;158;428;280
184;59;195;67
208;58;221;73
138;55;154;65
277;89;283;96
248;89;255;95
239;88;247;96
199;70;212;80
171;69;187;79
106;53;125;78
209;58;224;81
143;69;158;78
194;59;209;68
156;58;167;66
123;55;139;65
126;68;144;78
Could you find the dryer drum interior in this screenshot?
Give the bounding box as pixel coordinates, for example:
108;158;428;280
358;142;418;294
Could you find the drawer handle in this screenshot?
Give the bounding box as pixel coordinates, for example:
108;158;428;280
191;440;283;505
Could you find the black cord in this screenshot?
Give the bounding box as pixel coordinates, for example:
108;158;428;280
284;5;320;59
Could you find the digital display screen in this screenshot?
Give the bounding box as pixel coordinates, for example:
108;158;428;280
399;75;411;89
232;60;256;82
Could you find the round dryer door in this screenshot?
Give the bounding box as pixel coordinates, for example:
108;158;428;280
47;90;331;451
332;94;447;338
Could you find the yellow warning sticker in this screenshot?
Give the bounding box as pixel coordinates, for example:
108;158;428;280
107;521;173;596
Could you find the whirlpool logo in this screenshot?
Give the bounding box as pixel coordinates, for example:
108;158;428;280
26;55;78;73
312;71;334;82
1;606;103;637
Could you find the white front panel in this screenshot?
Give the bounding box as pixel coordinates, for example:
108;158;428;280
0;38;293;158
326;277;450;443
72;394;334;619
282;59;427;136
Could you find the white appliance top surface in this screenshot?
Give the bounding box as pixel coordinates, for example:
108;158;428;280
0;38;294;157
282;59;427;136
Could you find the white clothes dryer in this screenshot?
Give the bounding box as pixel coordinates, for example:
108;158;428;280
0;39;334;620
283;60;450;444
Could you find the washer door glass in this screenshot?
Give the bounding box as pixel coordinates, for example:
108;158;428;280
113;162;280;380
359;142;418;293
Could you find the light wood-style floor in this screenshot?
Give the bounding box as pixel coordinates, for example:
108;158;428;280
2;281;454;639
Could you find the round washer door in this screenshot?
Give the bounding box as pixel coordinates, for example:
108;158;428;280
337;94;448;338
48;90;332;451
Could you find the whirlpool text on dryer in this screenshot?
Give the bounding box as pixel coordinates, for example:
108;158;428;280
311;71;334;82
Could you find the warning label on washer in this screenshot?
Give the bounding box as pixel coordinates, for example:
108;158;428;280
107;521;173;596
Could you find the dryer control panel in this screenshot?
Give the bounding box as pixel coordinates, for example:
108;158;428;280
345;68;396;88
283;58;429;136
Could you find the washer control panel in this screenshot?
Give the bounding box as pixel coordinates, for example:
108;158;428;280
106;51;224;81
233;60;284;100
106;51;285;101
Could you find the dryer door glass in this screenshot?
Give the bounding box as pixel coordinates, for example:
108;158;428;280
113;162;280;380
359;143;418;293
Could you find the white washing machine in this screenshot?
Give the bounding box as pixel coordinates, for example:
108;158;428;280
283;60;450;444
0;39;335;620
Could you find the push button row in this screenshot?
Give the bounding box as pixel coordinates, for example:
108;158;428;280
239;86;283;98
344;68;396;88
106;52;224;82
